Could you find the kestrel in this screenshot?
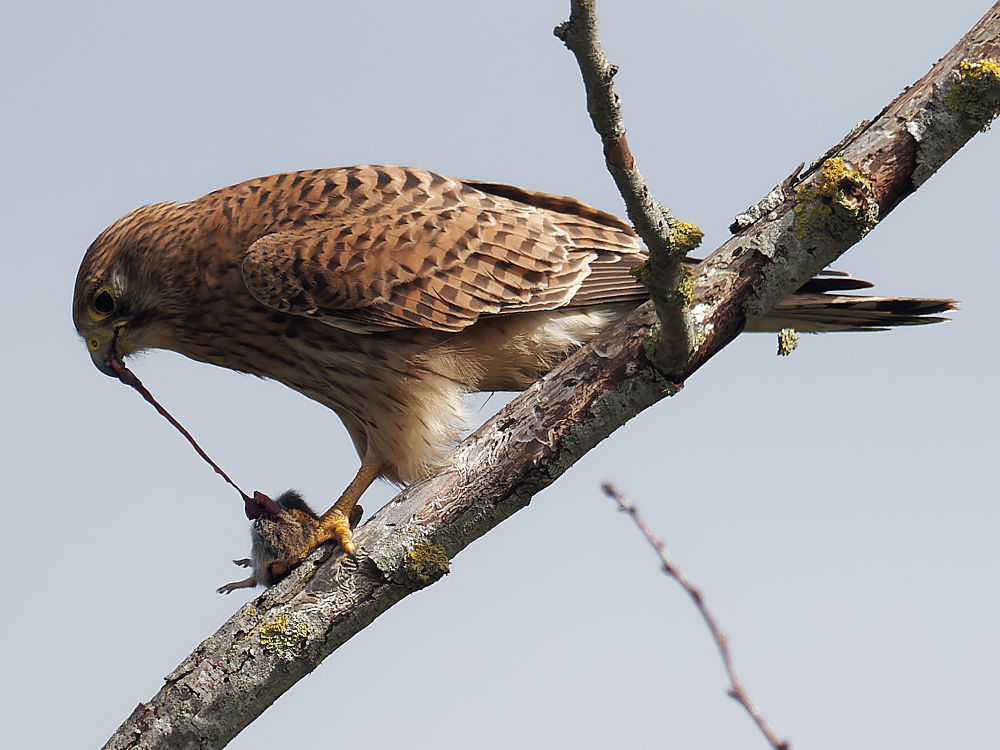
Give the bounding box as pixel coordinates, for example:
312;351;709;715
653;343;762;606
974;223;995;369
73;165;953;586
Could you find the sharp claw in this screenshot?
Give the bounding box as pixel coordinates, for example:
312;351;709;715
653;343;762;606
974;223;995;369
341;535;357;556
321;512;357;556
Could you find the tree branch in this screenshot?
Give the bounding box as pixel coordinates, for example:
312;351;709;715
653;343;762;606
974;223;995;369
104;4;1000;748
602;483;789;750
554;0;700;375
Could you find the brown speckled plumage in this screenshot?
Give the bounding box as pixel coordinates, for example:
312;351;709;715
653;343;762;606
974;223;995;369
73;165;954;573
74;166;656;484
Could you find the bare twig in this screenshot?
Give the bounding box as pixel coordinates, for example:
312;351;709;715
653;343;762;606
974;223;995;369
601;483;789;750
554;0;698;375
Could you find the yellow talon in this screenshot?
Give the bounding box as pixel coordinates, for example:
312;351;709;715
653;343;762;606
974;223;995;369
315;511;357;556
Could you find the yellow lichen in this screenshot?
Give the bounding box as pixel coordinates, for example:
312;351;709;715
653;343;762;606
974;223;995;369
642;323;662;362
632;260;693;307
242;608;257;617
693;330;707;351
259;613;311;659
674;266;694;306
629;221;703;269
777;328;799;356
668;221;704;254
631;262;649;284
945;59;1000;128
793;158;877;243
402;543;451;584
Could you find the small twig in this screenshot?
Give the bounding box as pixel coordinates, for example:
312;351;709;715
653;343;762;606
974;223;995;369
601;483;790;750
554;0;699;375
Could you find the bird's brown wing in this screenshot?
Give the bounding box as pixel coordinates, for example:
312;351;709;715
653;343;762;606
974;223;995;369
239;166;647;333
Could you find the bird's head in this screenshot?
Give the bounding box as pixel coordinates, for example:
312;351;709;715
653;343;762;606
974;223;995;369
73;202;190;376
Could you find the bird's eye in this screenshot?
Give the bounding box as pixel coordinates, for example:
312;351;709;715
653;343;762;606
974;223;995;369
92;288;116;318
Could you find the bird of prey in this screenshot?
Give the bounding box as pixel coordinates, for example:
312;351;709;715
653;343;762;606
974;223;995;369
73;165;953;585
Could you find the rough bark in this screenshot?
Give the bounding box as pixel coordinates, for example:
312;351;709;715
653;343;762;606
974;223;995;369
104;3;1000;748
555;0;697;373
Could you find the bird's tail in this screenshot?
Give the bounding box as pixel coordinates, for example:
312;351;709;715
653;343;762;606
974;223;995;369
750;270;956;332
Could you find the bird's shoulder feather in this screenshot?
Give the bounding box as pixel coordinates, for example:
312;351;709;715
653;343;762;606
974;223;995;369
224;166;646;333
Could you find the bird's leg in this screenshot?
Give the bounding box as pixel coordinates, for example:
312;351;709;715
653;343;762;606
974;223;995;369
311;458;382;556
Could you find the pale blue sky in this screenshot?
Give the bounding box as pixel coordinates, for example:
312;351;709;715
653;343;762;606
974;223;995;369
2;2;997;748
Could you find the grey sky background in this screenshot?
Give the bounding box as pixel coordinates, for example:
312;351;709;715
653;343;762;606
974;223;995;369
2;1;997;748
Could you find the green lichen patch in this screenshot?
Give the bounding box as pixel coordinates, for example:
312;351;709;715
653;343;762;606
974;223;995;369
777;328;799;356
668;221;704;255
693;329;707;351
632;260;694;308
674;265;694;306
793;158;878;244
401;543;451;585
630;219;702;305
642;323;662;362
259;613;311;659
945;58;1000;128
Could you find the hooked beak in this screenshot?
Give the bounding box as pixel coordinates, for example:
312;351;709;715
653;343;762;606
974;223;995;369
88;326;124;378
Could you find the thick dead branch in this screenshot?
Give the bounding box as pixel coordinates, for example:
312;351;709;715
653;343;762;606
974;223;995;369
104;4;999;748
554;0;698;375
